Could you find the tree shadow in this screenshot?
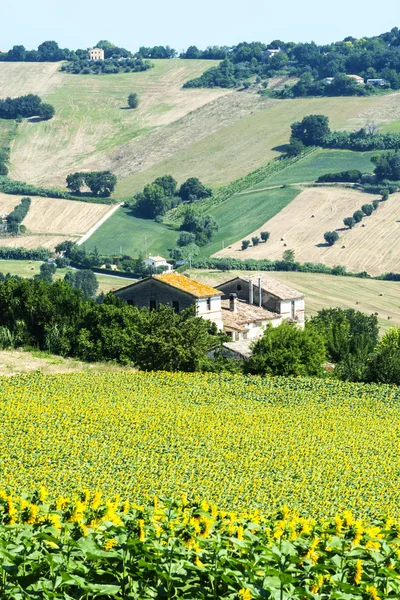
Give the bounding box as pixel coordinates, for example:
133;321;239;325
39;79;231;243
119;107;131;110
336;227;348;232
315;242;330;248
27;117;43;123
271;144;289;153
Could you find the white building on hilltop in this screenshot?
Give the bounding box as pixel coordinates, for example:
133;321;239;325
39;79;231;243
143;256;173;273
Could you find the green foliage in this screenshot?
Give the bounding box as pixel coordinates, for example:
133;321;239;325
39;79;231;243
245;322;326;377
368;327;400;384
153;175;177;197
361;203;373;216
291;115;331;146
127;92;139;108
317;169;362;183
38;102;55;120
241;239;250;250
372;199;380;209
67;269;99;299
178;177;212;202
260;231;270;242
372;151;400;180
66;171;117;197
181;207;218;246
324;230;339;246
0;94;54;119
285;136;305;157
139;45;177;58
282;249;295;262
62;57;153;75
251;235;260;246
0;176;115;203
309;308;379;364
343;216;355;229
353;209;364;223
35;262;56;283
6;196;31;232
132;183;171;218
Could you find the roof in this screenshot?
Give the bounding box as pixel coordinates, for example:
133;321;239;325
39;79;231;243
220;275;304;301
223;340;253;359
347;74;364;81
221;299;279;332
146;256;167;262
114;273;222;299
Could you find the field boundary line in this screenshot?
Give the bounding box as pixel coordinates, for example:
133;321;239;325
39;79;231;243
77;203;123;246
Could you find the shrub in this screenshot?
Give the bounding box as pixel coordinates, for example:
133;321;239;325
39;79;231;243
368;327;400;385
343;217;355;229
361;203;373;216
128;92;139;108
317;169;362;183
251;236;260;246
382;190;389;200
353;210;364;223
241;239;250;250
324;230;339;246
260;231;270;242
372;199;380;210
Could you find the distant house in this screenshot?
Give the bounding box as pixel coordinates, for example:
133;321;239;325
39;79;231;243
114;273;224;330
217;276;305;328
221;293;281;341
323;77;335;84
266;48;281;57
143;256;173;273
346;74;365;85
88;48;105;61
367;78;386;86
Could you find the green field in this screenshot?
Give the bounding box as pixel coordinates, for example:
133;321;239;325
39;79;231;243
250;149;377;189
0;259;135;293
202;186;300;256
84;206;179;257
189;269;400;332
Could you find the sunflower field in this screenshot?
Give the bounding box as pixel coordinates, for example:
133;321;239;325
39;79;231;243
1;371;400;519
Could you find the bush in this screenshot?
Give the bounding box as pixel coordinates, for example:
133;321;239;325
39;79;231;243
368;327;400;384
317;170;362;183
353;210;364;223
343;217;355;229
324;231;339;246
241;239;250;250
382;190;389;200
245;322;326;377
128;93;139;108
260;231;270;242
372;199;380;210
38;103;55;120
361;203;373;216
251;236;260;246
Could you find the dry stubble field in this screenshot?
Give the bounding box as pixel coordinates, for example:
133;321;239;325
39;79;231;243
0;193;114;248
216;187;400;276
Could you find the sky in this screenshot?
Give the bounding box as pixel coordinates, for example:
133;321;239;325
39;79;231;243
1;0;398;52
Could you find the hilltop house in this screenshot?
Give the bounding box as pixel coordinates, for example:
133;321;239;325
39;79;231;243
88;48;105;61
221;293;281;341
114;273;224;330
367;78;386;86
217;276;305;328
143;256;173;273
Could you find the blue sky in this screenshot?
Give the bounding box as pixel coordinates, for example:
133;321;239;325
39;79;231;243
1;0;398;52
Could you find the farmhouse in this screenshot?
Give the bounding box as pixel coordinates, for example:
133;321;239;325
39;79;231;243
88;48;105;61
367;78;386;86
346;74;365;84
221;293;281;341
114;272;224;330
217;276;305;328
143;255;173;273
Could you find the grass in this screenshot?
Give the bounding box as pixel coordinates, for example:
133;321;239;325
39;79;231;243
202;186;300;256
0;259;135;293
250;149;377;189
189;269;400;332
83;206;179;257
116;92;400;195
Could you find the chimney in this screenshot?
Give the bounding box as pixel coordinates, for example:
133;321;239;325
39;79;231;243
229;293;238;313
249;280;253;305
258;277;262;307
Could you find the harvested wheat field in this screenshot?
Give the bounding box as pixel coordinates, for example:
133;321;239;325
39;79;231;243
0;62;64;98
216;187;400;276
0;193;115;248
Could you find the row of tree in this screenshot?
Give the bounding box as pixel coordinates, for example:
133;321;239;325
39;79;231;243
6;196;31;233
0;94;54;120
66;171;117;197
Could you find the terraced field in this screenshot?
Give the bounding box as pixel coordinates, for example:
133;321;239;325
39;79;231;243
216;187;400;276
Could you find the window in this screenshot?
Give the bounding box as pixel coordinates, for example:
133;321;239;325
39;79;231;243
207;297;211;311
172;301;180;313
149;300;157;311
237;284;242;291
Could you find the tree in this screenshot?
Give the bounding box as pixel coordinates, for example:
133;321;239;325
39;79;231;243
372;199;380;210
66;172;85;193
372;152;400;181
178;178;212;201
244;322;326;377
309;308;379;364
242;240;250;250
128;93;139;109
85;171;117;197
252;236;260;246
38;103;55;120
361;203;373;216
286;137;305;157
324;231;339;246
178;231;196;247
382;190;389;201
353;210;364;223
368;327;400;384
133;184;171;219
290;115;331;146
36;262;56;283
153;175;177;197
283;249;295;263
343;217;355;229
73;270;99;299
260;231;270;242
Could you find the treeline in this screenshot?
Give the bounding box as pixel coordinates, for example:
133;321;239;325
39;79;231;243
0;94;54;120
61;57;152;75
138;46;177;58
0;176;116;204
0;277;220;372
6;197;31;233
0;246;50;261
183;27;400;92
66;171;117;197
276;73;378;99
